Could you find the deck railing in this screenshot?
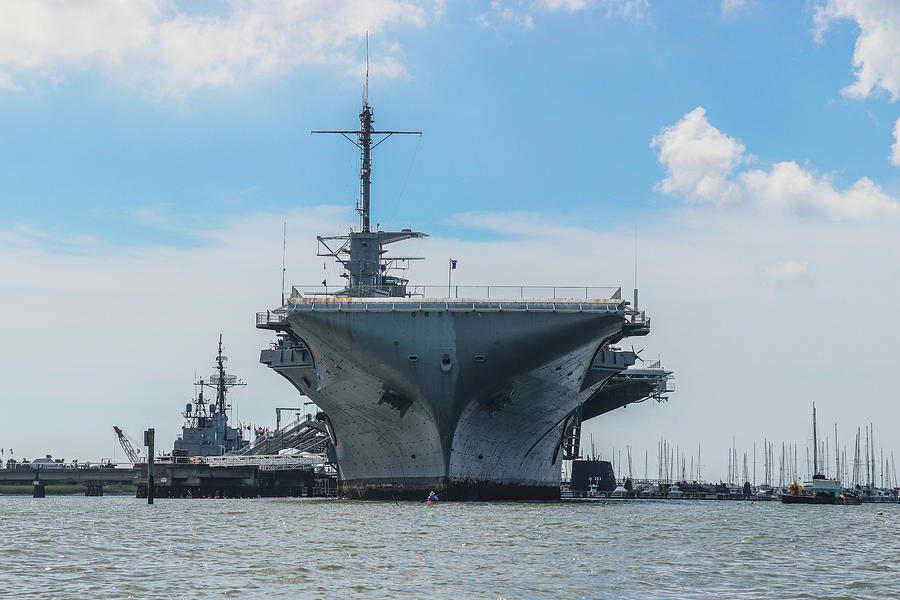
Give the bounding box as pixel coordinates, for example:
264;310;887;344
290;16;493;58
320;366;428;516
288;284;622;300
259;301;624;321
409;285;622;299
201;454;331;471
256;310;287;327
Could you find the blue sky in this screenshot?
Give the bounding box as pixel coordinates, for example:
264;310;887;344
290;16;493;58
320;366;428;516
4;0;898;246
2;0;900;481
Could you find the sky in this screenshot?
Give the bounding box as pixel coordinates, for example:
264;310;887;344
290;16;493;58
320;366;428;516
1;0;899;483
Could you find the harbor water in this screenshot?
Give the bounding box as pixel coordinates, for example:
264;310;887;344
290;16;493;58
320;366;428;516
1;497;898;599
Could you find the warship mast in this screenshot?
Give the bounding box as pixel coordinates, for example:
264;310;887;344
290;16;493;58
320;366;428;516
311;37;421;233
311;47;425;297
174;335;247;457
214;334;229;415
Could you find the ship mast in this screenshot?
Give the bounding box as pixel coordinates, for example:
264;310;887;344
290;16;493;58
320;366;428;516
215;334;227;414
360;64;373;232
198;334;244;417
309;37;426;298
311;39;421;233
812;402;819;477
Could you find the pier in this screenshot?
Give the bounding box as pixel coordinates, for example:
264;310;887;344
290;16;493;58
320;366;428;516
0;466;136;497
135;454;337;499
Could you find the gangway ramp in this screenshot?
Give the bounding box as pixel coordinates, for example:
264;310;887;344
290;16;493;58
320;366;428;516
232;416;331;457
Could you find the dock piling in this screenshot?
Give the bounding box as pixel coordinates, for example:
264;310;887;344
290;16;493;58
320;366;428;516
144;428;155;505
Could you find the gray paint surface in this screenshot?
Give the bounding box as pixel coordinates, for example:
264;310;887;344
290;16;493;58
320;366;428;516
260;298;645;498
256;95;657;499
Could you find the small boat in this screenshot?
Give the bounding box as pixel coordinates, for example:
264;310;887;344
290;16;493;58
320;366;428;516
611;484;628;498
782;476;861;505
781;404;860;506
667;483;683;498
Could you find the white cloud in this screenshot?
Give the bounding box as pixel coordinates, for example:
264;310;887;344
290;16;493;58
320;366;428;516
63;234;102;247
652;106;900;220
721;0;750;16
891;116;900;166
537;0;588;12
0;69;20;90
599;0;648;20
739;161;899;220
3;206;900;481
476;2;535;30
650;107;745;205
767;260;808;278
450;211;597;240
476;0;644;28
0;0;442;96
814;0;900;101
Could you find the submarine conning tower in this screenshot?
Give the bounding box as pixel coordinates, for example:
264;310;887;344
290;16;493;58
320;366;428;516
256;90;655;500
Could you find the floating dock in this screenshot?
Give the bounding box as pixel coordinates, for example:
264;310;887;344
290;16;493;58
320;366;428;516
135;454;336;499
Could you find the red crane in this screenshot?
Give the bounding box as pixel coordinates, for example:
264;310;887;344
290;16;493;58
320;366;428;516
113;426;143;465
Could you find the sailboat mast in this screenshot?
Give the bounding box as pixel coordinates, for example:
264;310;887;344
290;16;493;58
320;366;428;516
835;423;839;482
812;402;818;476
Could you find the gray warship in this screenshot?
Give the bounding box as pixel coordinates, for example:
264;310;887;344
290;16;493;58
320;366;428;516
256;88;662;500
173;335;247;457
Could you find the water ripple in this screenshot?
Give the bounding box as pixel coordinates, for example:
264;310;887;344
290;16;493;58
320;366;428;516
1;497;898;599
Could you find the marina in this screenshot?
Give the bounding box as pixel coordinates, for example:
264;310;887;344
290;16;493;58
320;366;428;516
5;349;895;503
4;349;895;503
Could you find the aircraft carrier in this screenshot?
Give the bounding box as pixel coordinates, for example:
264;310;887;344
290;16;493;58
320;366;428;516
256;88;664;500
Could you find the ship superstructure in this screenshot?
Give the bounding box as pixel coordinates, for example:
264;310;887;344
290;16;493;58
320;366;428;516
256;88;662;499
174;335;247;457
562;355;673;461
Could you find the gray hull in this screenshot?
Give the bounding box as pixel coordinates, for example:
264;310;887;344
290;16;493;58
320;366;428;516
261;298;641;500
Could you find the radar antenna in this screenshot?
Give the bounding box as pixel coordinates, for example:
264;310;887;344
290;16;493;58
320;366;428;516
207;333;245;415
281;221;287;306
365;31;369;106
